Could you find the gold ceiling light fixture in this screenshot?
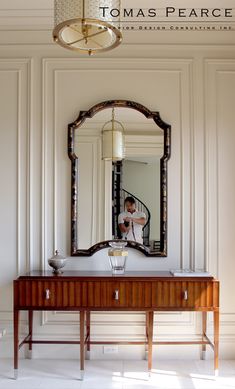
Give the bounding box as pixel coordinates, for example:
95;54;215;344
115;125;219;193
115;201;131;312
102;108;125;161
53;0;122;56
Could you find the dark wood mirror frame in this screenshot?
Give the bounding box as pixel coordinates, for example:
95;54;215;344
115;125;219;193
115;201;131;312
68;100;171;257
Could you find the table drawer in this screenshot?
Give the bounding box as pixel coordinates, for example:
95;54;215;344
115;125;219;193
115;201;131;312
93;281;217;309
151;281;217;309
15;280;83;308
14;279;218;310
14;280;147;309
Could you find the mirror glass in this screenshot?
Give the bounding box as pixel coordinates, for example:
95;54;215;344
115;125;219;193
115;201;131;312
114;154;163;250
69;100;170;256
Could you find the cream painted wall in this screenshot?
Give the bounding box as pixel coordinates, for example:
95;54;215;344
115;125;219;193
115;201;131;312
0;29;235;359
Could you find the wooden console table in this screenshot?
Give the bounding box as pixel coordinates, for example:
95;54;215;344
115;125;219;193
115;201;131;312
13;271;219;379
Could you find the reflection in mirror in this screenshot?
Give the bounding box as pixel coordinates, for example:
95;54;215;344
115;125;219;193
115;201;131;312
69;100;171;256
112;129;164;252
123;156;162;246
113;154;163;251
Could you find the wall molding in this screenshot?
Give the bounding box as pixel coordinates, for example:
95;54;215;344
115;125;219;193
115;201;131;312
204;58;235;278
1;53;235;358
204;58;235;324
42;57;193;266
0;58;31;276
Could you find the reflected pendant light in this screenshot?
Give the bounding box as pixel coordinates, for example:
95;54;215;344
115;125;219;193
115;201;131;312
102;108;125;161
53;0;122;56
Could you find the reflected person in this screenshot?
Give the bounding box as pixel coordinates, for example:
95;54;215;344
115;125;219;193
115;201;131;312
118;196;146;243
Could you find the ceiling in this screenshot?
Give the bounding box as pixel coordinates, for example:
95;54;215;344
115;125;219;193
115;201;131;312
0;0;235;46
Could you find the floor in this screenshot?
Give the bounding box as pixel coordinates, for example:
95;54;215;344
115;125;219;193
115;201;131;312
0;359;235;389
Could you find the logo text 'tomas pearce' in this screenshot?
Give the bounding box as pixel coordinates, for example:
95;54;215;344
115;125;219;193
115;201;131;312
99;7;233;19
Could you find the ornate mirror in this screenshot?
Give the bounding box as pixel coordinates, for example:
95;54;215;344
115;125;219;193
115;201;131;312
68;100;171;256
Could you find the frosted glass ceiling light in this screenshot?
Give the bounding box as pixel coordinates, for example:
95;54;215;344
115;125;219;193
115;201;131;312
53;0;122;56
102;108;125;161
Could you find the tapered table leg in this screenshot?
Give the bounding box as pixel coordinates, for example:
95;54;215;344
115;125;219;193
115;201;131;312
201;311;207;360
148;311;154;374
214;310;219;376
86;311;90;360
145;312;149;360
14;309;19;379
80;310;85;380
27;310;33;359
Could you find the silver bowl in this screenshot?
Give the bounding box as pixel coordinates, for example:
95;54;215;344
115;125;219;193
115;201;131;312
48;251;67;274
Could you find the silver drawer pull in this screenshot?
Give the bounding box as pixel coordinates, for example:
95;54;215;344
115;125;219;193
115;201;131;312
45;289;50;300
114;290;119;301
183;290;188;301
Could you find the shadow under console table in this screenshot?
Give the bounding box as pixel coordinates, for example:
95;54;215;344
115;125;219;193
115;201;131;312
13;271;219;379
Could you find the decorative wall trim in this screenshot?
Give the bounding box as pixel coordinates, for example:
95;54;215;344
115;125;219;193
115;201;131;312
205;59;235;276
40;311;196;338
42;57;193;262
204;59;220;279
40;56;194;325
0;59;31;276
204;59;235;325
0;51;235;358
